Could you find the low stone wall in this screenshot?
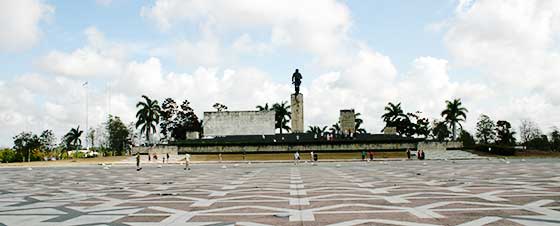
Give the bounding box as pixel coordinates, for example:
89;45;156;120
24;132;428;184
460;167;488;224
133;142;418;154
132;146;178;155
418;141;463;151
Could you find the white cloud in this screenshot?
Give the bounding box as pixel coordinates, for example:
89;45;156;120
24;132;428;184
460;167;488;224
141;0;353;67
39;27;125;77
0;0;53;52
444;0;560;132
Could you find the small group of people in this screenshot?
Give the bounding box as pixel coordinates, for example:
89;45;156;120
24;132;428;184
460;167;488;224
406;148;426;160
361;150;374;161
147;153;171;163
294;151;318;165
135;152;191;171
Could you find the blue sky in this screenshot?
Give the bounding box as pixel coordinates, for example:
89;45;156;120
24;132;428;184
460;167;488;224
0;0;559;146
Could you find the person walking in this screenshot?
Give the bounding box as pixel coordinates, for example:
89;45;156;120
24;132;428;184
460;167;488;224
294;151;300;165
310;151;314;162
136;153;142;171
148;154;151;162
166;153;170;163
368;151;373;161
406;149;411;160
184;153;191;170
361;150;366;161
218;153;223;162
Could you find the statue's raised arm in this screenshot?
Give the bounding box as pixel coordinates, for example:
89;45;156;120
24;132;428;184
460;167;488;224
292;69;302;94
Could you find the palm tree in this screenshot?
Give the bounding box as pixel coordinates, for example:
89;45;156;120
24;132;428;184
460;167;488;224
330;123;341;135
256;103;270;111
381;102;406;127
64;126;83;159
64;126;83;149
135;95;161;143
441;98;468;140
272;101;291;134
354;112;367;134
307;126;327;136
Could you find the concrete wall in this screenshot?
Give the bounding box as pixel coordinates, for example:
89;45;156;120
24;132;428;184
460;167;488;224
203;111;275;136
133;142;418;154
132;146;178;155
418;141;463;151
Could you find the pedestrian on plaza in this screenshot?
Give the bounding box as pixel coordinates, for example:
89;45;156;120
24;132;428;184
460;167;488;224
153;153;158;161
218;153;223;162
162;156;166;164
136;153;142;171
310;151;314;162
361;150;366;161
406;149;411;160
418;149;425;160
242;151;246;161
294;151;300;165
184;153;191;170
148;154;151;162
368;151;374;161
166;153;170;163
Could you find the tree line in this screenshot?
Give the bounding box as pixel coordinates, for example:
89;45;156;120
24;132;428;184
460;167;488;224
1;115;135;163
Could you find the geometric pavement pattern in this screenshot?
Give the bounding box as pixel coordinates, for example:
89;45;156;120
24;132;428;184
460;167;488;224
1;159;560;226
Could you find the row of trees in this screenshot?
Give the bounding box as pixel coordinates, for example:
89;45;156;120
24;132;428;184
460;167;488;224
1;115;133;163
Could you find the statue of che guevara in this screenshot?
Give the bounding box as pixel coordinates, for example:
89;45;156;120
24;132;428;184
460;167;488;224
292;69;302;94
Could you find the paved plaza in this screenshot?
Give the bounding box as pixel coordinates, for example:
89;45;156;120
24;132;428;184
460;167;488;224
1;159;560;226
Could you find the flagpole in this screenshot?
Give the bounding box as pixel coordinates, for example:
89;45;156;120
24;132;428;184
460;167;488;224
84;81;88;150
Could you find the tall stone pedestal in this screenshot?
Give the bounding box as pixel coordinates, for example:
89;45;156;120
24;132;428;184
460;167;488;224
291;93;304;133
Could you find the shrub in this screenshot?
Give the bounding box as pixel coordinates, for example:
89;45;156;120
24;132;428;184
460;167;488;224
0;148;17;163
474;144;516;156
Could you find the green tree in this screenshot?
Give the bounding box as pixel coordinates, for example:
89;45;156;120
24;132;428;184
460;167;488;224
256;103;270;111
459;129;476;146
495;120;516;145
431;120;450;141
272;101;291;134
13;132;41;162
354;112;367;134
159;98;178;141
329;123;341;135
550;127;560;151
0;148;16;163
307;126;327;136
87;129;95;148
519;119;540;145
171;100;202;140
441;98;468;140
475;114;495;144
135;95;160;143
39;130;56;151
381;102;405;127
64;126;83;150
106;115;130;156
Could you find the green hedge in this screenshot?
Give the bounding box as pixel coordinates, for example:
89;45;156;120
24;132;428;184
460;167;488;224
471;144;516;156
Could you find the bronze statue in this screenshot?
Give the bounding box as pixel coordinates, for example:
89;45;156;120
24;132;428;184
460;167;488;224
292;69;302;94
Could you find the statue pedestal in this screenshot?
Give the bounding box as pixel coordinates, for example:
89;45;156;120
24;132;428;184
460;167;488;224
291;93;304;133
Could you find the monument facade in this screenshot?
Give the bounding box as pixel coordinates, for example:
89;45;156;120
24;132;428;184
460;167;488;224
203;111;275;137
339;109;356;134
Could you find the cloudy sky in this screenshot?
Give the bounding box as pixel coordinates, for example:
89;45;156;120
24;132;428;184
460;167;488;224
1;0;559;146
